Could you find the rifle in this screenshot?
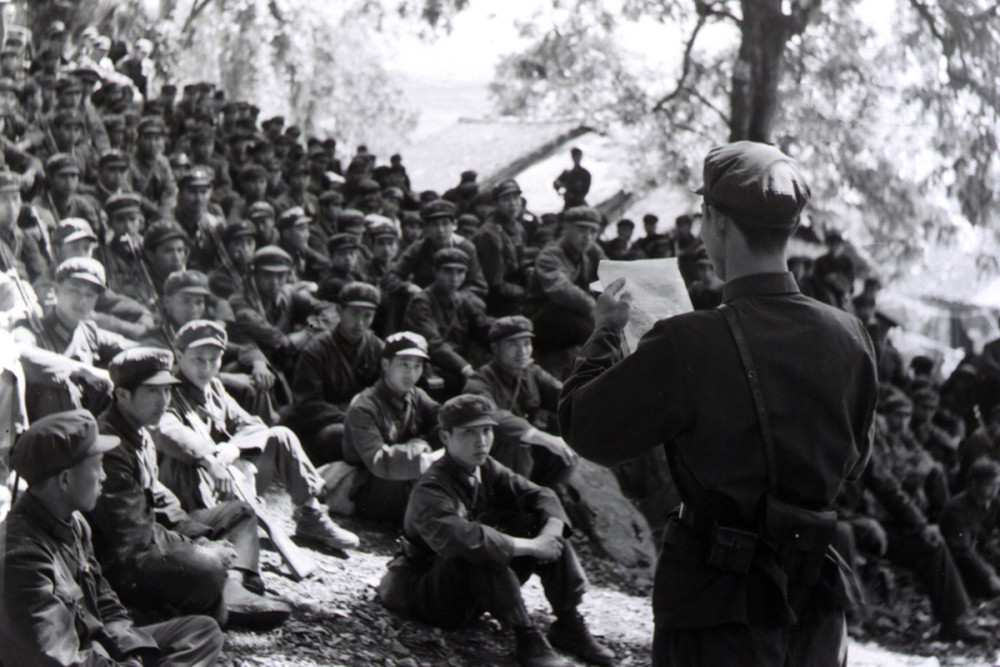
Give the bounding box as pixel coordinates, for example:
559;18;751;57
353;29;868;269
170;384;316;581
203;216;264;312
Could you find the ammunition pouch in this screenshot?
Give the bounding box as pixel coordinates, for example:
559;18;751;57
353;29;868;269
706;525;759;574
762;495;838;589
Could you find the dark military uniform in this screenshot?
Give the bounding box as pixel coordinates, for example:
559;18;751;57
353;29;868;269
474;217;528;316
391;234;488;300
941;489;1000;597
553;164;591;210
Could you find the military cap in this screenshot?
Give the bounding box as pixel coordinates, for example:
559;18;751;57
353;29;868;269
617;218;635;229
47;20;67;37
53;109;84;128
168;152;192;172
175;319;228;351
105;192;142;217
488;315;534;343
0;78;20;94
71;63;102;81
319;190;345;205
164;270;211;297
53;218;97;246
643;214;659;226
277;207;311;232
195;81;216;94
461;170;477;183
252;245;294;272
420;199;457;222
457;214;481;231
339;281;380;309
109;347;179;389
367;218;399;241
401;211;422;228
969;459;1000;485
10;410;119;484
882;394;912;414
383;331;430;360
262;116;284;129
285;125;302;139
338;209;366;231
357;179;381;197
696;141;810;231
364;213;392;229
54;77;83;94
137;116;167;136
382;186;404;202
419;190;440;203
161;83;178;96
307;145;326;160
433;247;469;270
223;220;256;244
439;394;498;431
327;233;360;255
0;170;21;193
177;166;213;190
492;179;521;200
246;201;276;220
676;214;694;228
46;153;80;177
55;257;106;289
143;222;190;252
98;149;129;170
563;206;602;228
239;163;268;182
911;387;940;409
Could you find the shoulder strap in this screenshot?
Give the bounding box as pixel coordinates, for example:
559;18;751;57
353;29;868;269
718;304;778;490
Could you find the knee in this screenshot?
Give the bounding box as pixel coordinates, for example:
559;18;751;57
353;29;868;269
268;426;303;452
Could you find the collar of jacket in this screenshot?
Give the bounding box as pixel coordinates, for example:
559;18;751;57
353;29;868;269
17;491;78;544
375;377;414;413
721;272;800;304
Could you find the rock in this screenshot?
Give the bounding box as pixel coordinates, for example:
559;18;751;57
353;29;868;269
563;459;656;569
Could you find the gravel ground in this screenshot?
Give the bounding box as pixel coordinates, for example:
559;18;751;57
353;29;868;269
218;490;996;666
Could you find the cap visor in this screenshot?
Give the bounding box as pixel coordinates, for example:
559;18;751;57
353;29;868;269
88;433;121;454
454;416;499;428
67;272;106;289
394;349;430;360
62;231;97;244
176;286;212;296
437;262;467;270
342;300;377;309
496;331;534;342
257;265;292;272
184;338;226;350
141;370;182;385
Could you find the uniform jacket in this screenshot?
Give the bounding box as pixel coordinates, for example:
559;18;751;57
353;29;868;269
528;237;602;316
0;493;159;667
287;328;384;436
172;207;226;273
391;234;487;300
402;285;493;375
402;454;569;566
230;286;327;368
130;153;177;220
464;359;561;446
473;220;527;304
559;272;878;629
941;489;1000;592
554;166;591;208
342;379;440;481
0;222;47;282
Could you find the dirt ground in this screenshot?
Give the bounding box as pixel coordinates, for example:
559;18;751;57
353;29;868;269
219;491;999;666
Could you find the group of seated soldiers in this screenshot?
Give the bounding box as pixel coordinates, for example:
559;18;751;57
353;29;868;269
0;18;659;667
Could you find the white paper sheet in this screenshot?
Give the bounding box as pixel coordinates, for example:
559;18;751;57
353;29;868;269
596;258;693;352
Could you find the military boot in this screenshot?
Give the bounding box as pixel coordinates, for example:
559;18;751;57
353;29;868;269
223;576;291;630
514;625;574;667
548;609;615;665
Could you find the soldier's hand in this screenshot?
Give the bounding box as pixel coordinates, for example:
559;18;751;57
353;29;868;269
251;361;276;391
531;534;565;562
73;365;112;392
216;442;241;467
203;456;235;499
544;436;578;468
595;277;631;330
922;524;944;548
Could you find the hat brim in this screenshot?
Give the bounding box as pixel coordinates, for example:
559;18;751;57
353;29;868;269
392;349;430;360
494;331;534;342
451;415;499;429
342;300;378;309
65;272;106;290
183;338;227;350
172;286;212;297
436;262;468;270
139;370;182;386
88;433;121;454
567;221;601;229
255;264;292;273
61;231;97;244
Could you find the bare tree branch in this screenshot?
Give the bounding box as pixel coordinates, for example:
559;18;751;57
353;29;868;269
907;0;946;46
652;12;707;111
182;0;215;35
695;0;741;24
687;86;731;124
786;0;821;36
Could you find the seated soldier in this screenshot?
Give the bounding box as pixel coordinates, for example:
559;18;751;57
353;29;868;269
287;282;384;465
525;206;604;378
316;232;365;302
941;459;1000;598
403;247;494;398
207;219;257;299
13;257;136;420
391;199;487;301
229;245;332;374
90;348;290;627
247;200;280;248
173;166;226;273
465;316;577;489
277;206;329;284
155;320;359;550
342;331;443;524
366;218;409;337
0;410;225;666
378;394;613;667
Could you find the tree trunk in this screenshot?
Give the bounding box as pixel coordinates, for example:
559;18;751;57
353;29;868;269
728;0;793;143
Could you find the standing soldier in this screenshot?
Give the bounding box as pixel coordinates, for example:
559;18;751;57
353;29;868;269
0;410;225;666
552;147;591;210
130;116;177;221
559;142;880;665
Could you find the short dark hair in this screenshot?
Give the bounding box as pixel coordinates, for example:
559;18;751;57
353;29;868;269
969;459;1000;486
711;204;795;255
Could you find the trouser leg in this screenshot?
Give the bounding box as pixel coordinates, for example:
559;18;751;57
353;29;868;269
144;615;225;667
652;623;786;667
886;525;969;622
530;446;575;489
189;500;260;573
305;423;345;466
252;426;324;505
787;607;847;667
116;542;228;620
411;557;532;630
511;540;587;614
352;476;413;525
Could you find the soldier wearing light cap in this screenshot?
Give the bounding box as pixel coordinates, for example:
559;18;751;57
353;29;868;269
378;393;613;667
1;409;225;667
560;141;883;665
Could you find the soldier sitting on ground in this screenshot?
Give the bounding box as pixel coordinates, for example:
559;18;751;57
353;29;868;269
941;459;1000;599
89;348;291;628
154;320;359;551
378;394;613;667
0;410;225;666
286;282;384;465
341;331;443;524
